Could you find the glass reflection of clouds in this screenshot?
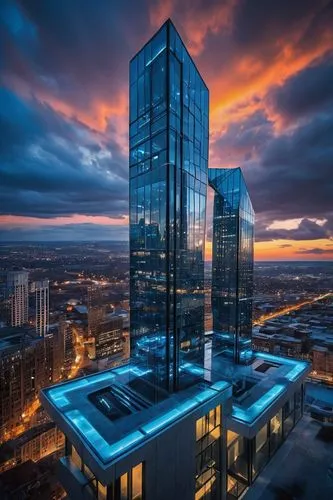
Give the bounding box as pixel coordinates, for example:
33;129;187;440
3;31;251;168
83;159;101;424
209;168;254;365
130;20;209;392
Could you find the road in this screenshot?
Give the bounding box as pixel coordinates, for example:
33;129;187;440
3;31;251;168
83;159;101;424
254;292;332;326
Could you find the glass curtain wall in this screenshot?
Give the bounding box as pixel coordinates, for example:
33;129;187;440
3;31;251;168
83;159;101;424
129;20;209;394
208;168;254;364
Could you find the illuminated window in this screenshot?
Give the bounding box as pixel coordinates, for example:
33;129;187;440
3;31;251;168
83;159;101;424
71;445;82;470
132;463;143;500
196;405;222;441
98;481;107;500
195;406;221;499
116;463;143;500
120;472;128;500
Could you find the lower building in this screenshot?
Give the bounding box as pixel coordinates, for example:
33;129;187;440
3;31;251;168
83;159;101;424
0;422;64;473
220;352;308;498
0;327;49;441
85;316;124;363
41;351;310;500
41;364;233;500
312;345;333;377
0;457;65;500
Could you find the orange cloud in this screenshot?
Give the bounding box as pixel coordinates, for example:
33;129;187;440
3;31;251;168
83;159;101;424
150;0;235;55
205;239;333;261
0;215;128;227
209;39;333;135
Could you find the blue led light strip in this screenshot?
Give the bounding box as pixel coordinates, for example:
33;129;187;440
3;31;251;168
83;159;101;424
255;352;308;381
232;384;285;423
65;409;144;463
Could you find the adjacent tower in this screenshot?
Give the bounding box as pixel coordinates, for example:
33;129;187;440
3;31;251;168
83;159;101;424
209;168;254;364
6;270;29;327
33;280;49;336
129;20;209;393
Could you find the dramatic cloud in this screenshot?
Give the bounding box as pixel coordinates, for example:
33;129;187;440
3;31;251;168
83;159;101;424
255;218;333;243
296;248;333;255
268;54;333;125
0;87;128;219
0;0;332;259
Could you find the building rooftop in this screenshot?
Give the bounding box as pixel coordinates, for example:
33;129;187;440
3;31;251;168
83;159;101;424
41;363;231;475
41;347;310;475
206;346;310;431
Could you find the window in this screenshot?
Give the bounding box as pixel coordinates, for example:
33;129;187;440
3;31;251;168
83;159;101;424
253;424;269;478
120;472;128;500
132;463;143;500
71;445;82;470
255;425;267;453
195;406;221;500
116;464;143;500
283;397;295;437
98;481;107;500
227;431;248;481
270;409;282;455
227;475;247;499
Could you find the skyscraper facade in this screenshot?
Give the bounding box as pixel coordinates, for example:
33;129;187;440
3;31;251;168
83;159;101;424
33;280;49;337
41;20;310;500
130;20;209;393
209;168;254;364
6;271;29;327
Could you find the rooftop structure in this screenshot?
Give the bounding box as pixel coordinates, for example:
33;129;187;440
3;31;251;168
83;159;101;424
41;362;231;486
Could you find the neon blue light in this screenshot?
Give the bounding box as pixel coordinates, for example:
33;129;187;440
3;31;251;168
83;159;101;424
145;46;166;67
232;384;285;423
195;388;217;403
113;365;131;375
49;379;89;408
142;409;180;434
130;366;152;377
177;399;198;414
286;364;305;381
48;389;70;409
89;372;116;384
65;409;144;462
48;371;118;410
181;362;204;376
255;352;308;381
142;397;200;435
211;380;229;392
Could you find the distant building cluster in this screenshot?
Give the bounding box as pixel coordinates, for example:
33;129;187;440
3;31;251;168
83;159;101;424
253;298;333;380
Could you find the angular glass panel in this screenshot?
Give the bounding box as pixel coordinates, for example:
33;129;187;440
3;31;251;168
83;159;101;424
130;20;208;394
209;168;254;364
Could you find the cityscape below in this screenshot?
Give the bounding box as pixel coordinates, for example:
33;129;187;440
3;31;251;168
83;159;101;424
0;245;332;499
0;11;333;500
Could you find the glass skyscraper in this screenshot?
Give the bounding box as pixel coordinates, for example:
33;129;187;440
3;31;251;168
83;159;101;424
209;168;254;364
129;20;209;393
40;20;310;500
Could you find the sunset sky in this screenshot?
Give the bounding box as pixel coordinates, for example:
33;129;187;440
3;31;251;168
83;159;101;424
0;0;332;260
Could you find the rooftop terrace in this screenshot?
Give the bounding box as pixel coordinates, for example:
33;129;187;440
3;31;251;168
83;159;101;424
41;346;310;474
41;363;231;472
205;343;310;428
